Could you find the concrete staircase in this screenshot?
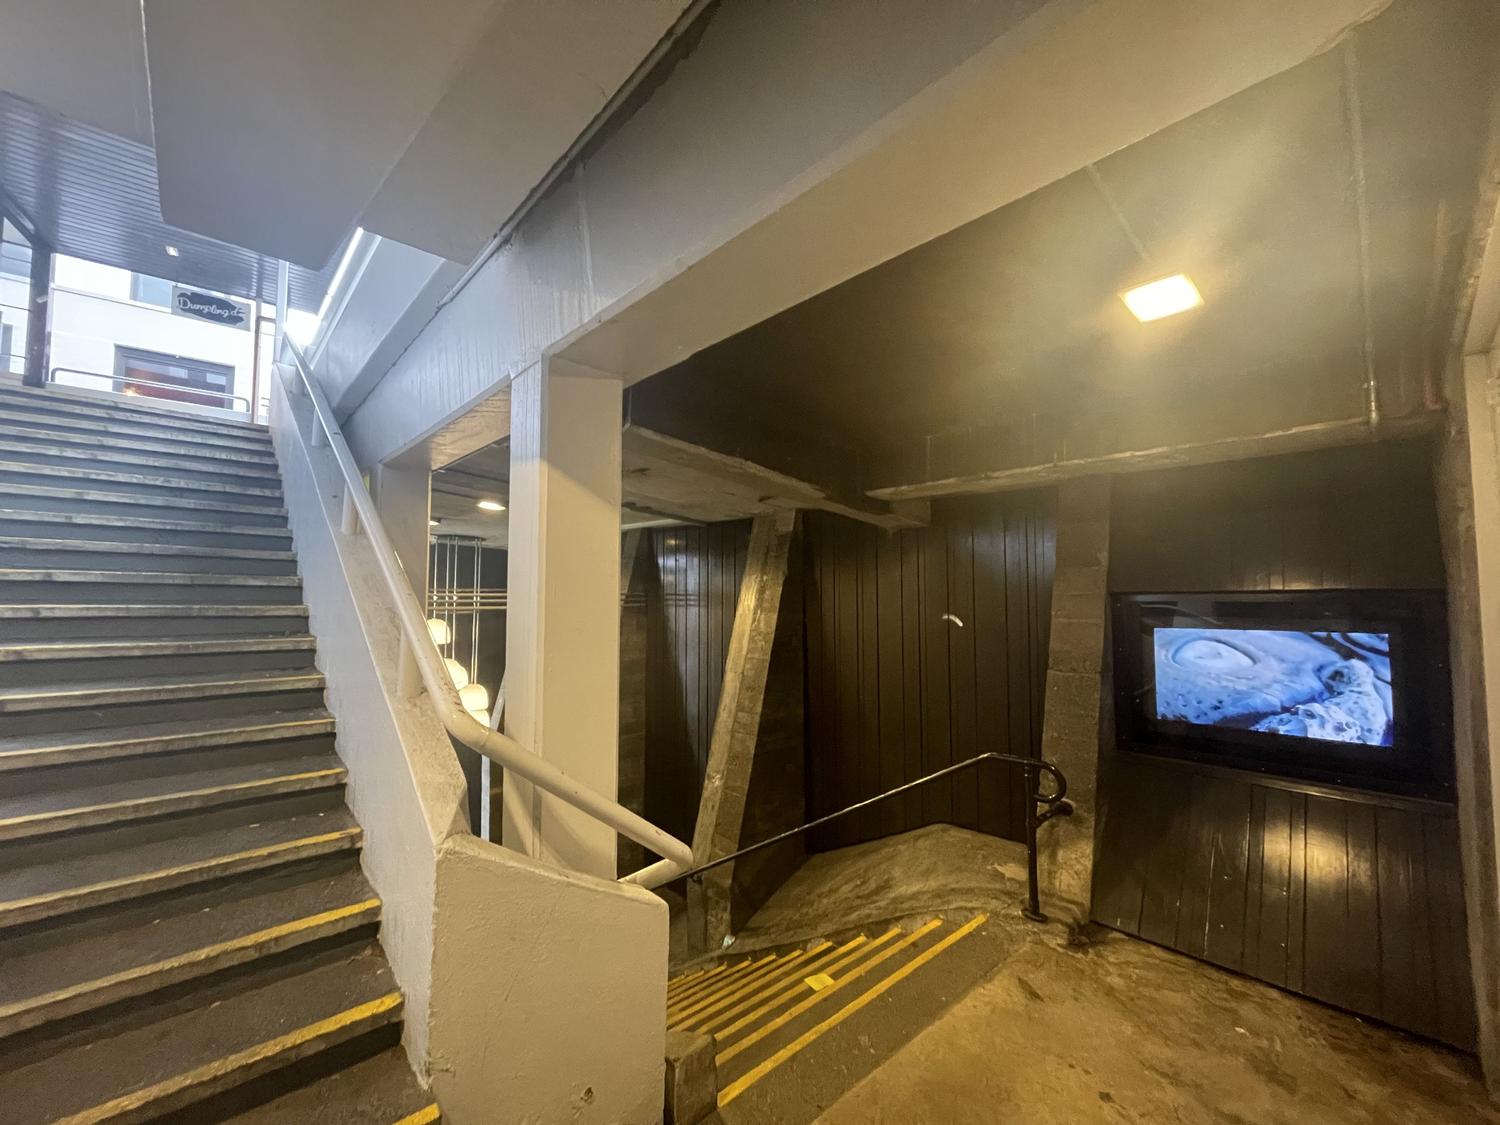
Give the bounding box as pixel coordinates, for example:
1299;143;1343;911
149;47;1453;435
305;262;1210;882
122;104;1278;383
0;385;437;1123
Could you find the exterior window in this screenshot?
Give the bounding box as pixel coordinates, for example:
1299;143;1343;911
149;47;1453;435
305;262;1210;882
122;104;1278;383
113;346;237;410
130;274;174;306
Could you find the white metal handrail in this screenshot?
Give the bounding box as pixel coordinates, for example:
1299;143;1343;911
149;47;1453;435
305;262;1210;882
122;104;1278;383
275;338;692;889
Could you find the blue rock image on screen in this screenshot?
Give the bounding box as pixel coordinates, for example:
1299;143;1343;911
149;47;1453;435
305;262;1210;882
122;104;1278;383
1153;628;1393;747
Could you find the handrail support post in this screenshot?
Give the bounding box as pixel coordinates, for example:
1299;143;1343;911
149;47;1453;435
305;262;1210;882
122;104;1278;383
340;489;359;536
397;637;423;699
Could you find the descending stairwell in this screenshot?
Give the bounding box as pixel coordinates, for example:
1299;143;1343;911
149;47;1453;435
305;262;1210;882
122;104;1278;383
0;384;438;1123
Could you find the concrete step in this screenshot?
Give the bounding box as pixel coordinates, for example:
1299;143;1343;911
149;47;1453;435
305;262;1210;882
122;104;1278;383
0;668;327;741
0;710;337;773
1;481;290;526
0;751;345;843
0;458;284;504
0;603;311;642
0;805;361;930
0;421;279;467
0;384;272;441
0;507;293;550
0;536;299;576
0;863;377;1041
0;435;283;486
0;568;304;607
221;1045;439;1124
0;636;317;689
0;400;276;457
0;668;325;714
0;633;314;663
0;939;399;1125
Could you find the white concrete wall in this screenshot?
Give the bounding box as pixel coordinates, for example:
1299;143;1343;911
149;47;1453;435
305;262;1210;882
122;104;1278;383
271;372;468;1071
429;835;668;1125
272;371;671;1120
305;234;464;418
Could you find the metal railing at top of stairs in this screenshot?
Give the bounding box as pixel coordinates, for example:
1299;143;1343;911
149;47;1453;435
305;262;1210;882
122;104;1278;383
274;337;694;889
674;752;1074;922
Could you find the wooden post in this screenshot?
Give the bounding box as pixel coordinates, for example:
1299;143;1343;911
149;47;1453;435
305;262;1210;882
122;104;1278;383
690;509;797;948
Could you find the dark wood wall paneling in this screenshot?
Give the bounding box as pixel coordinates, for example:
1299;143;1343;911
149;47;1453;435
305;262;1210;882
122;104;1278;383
643;521;752;845
1095;438;1475;1048
802;492;1056;851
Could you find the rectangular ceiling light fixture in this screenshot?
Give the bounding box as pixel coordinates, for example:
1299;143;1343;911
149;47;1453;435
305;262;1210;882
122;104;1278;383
1121;273;1202;322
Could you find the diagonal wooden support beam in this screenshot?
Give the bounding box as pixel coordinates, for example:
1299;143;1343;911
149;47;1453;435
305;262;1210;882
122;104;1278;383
690;510;797;948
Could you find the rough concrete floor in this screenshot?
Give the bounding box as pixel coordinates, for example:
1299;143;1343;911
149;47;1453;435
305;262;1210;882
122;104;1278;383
816;927;1497;1125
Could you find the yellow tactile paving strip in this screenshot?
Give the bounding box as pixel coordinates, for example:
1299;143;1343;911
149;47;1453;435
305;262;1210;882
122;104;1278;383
666;914;989;1110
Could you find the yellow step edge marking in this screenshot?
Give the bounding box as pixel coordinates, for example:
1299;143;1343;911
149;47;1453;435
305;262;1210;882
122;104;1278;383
717;918;944;1065
667;964;716;994
391;1105;441;1125
676;942;832;1032
667;960;743;1005
718;913;988;1107
0;898;381;1031
666;954;779;1019
0;829;362;920
55;992;404;1125
669;953;776;1009
667;961;749;1009
0;769;346;834
712;929;903;1046
693;937;867;1037
670;947;821;1026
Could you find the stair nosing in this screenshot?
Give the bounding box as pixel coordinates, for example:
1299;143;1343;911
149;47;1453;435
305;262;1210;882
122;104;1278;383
0;459;284;499
0;669;325;712
0;508;292;537
0;896;381;1041
0;386;272;436
0;423;278;465
0;438;282;480
0;826;363;930
3;482;288;517
0;766;347;843
0;568;301;587
0;536;295;561
0;603;308;618
47;989;401;1125
0;634;315;662
0;713;336;772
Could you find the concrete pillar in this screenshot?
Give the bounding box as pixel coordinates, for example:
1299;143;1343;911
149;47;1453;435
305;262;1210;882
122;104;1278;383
1037;477;1111;922
502;357;623;880
1439;352;1500;1088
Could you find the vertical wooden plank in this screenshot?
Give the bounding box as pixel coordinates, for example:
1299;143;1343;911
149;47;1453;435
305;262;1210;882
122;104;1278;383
1301;796;1351;1009
971;505;1008;838
1203;780;1253;971
875;530;907;840
1173;774;1220;960
900;528;925;833
1425;814;1479;1049
1374;806;1435;1038
857;524;882;840
1286;791;1308;993
1240;787;1268;978
947;511;980;832
1004;502;1033;839
1136;767;1195;947
834;516;862;847
1342;802;1383;1017
920;518;953;826
1249;787;1293;987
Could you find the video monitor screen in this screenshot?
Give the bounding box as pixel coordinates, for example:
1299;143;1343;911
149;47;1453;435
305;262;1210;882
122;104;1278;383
1153;628;1393;747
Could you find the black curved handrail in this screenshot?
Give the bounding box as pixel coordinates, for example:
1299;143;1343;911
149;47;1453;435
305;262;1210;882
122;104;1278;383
680;752;1073;922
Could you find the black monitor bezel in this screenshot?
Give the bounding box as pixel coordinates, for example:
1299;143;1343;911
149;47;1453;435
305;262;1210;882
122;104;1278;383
1111;590;1452;797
